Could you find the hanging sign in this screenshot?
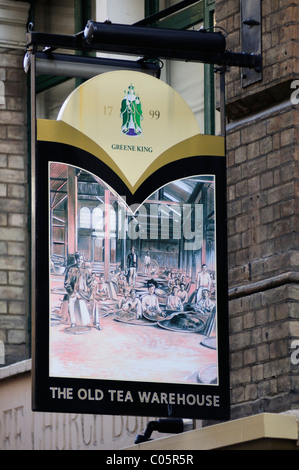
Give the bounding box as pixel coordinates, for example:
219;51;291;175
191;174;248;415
32;71;229;420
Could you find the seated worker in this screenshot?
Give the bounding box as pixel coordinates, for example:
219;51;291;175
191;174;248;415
141;279;163;318
64;251;92;327
96;275;110;300
195;288;215;315
117;271;127;295
166;285;183;311
177;282;189;305
118;288;130;309
121;288;142;319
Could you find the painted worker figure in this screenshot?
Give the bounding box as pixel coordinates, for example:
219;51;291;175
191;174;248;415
121;288;142;319
118;288;130;309
195;288;215;315
196;263;211;302
90;273;102;331
167;271;176;292
127;246;138;287
141;279;163;318
166;285;183;311
177;282;189;306
144;251;151;274
64;252;92;327
117;271;127;295
96;275;110;300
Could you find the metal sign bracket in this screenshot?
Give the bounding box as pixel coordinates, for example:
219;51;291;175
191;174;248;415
241;0;262;87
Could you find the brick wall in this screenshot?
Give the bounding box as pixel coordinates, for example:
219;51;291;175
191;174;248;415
0;49;29;365
215;0;299;418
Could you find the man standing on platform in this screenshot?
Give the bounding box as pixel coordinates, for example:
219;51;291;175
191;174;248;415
127;246;138;287
196;263;211;302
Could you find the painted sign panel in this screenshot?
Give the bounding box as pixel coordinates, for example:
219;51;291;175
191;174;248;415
33;71;229;419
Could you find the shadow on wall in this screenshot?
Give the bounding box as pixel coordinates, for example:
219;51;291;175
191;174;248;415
0;81;5;106
0;340;4;365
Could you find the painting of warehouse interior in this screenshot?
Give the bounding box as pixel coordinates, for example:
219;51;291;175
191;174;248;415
49;162;218;383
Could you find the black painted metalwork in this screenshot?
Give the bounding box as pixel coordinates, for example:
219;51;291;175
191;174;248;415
26;21;261;71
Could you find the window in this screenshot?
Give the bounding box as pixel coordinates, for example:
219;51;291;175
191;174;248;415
92;207;104;231
80;207;91;228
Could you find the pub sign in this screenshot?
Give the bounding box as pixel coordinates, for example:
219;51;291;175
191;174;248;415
32;71;230;419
